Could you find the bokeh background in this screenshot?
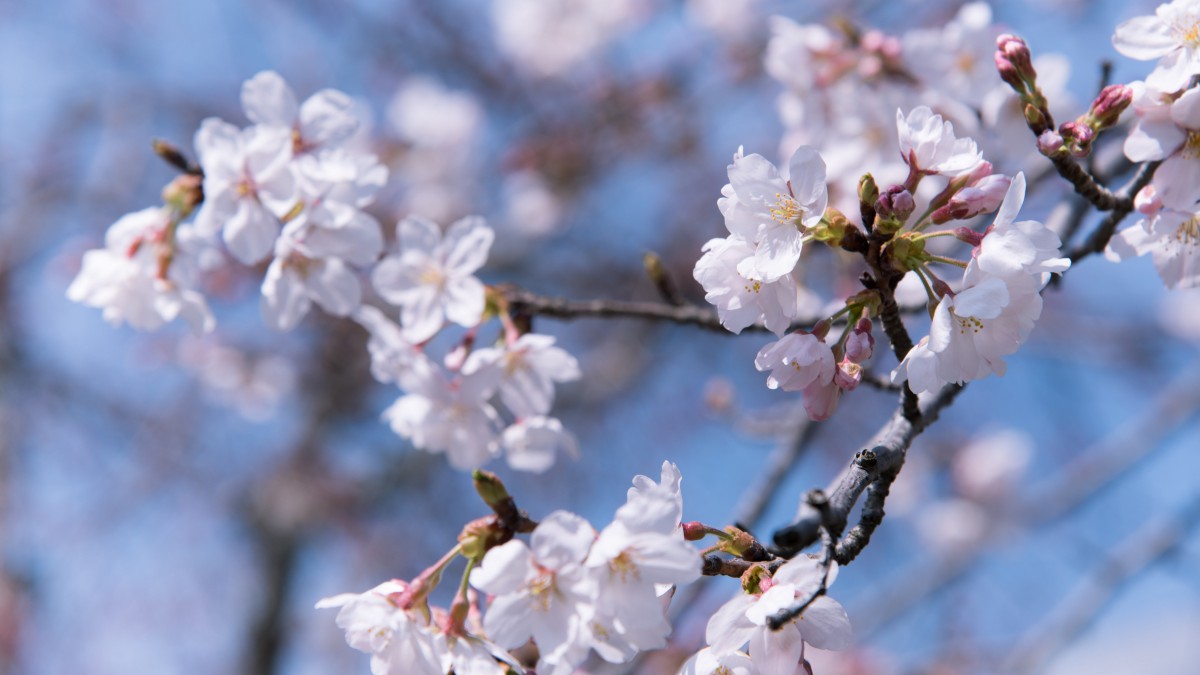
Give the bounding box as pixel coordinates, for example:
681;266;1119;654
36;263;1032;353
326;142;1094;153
3;0;1200;673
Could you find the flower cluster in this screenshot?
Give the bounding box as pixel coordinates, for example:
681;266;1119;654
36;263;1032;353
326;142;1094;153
67;72;584;474
1106;0;1200;288
319;463;703;674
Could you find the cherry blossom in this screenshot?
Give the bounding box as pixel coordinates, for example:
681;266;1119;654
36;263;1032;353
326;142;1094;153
67;207;214;333
1122;84;1200;210
500;416;579;473
381;359;502;470
1106;184;1200;288
372;215;494;343
706;556;851;673
693;235;803;336
584;463;700;663
1112;0;1200;93
463;333;581;418
896;106;983;178
241;70;363;155
470;510;598;675
720;146;829;281
192;119;296;264
315;580;445;675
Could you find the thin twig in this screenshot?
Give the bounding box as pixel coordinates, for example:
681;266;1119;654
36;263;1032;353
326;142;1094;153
771;384;964;557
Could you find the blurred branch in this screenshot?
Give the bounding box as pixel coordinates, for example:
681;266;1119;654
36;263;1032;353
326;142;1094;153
1005;493;1200;674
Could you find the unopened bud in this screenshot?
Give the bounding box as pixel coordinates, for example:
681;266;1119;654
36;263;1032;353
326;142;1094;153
1059;120;1096;158
1024;103;1050;134
1088;84;1133;129
1037;129;1064;156
810;319;832;340
844;318;875;363
995;35;1035;91
683;521;707;541
875;186;915;224
162;174;203;218
954;226;986;248
858;173;880;208
472;470;512;512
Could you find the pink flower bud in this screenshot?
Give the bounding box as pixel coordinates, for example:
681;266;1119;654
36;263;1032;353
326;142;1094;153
1037;129;1064;155
682;521;707;541
995;34;1035;90
844;319;874;363
1060;120;1095;157
875;185;916;222
1088;84;1132;129
954;226;986;247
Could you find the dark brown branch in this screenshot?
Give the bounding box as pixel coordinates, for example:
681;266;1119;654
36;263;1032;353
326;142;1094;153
1067;160;1160;263
771;383;963;557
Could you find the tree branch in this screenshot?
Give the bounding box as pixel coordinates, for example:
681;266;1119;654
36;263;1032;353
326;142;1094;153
771;383;963;556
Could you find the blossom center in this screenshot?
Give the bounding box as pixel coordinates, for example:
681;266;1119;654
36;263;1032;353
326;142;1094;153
1183;130;1200;159
1173;216;1200;251
955;313;985;335
770;193;805;226
609;550;641;583
1172;15;1200;49
742;280;763;294
529;570;557;612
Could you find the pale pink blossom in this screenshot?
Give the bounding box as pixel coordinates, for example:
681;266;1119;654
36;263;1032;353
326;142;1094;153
372;215;494;342
470;511;599;675
693;235;803;336
67;207;214;333
1113;0;1200;93
501;416;579;473
720;146;828;281
897;106;983;177
192;119;296;264
463;333;581;417
707;556;851;673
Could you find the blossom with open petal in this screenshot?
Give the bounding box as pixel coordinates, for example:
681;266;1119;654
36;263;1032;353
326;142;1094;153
193;119;296;264
693;235;802;336
720;146;828;281
67;207;214;333
707;556;851;673
897;106;983;177
242;70;362;154
1113;0;1200;93
316;580;444;675
1106;184;1200;288
372;215;494;342
463;333;581;418
471;511;599;675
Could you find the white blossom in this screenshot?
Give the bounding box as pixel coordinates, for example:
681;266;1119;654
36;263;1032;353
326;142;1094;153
897;106;983;177
463;333;581;418
67;207;214;333
1112;0;1200;93
707;556;851;673
720;146;828;282
315;580;444;675
372;216;494;343
192;119;296;264
471;511;599;675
